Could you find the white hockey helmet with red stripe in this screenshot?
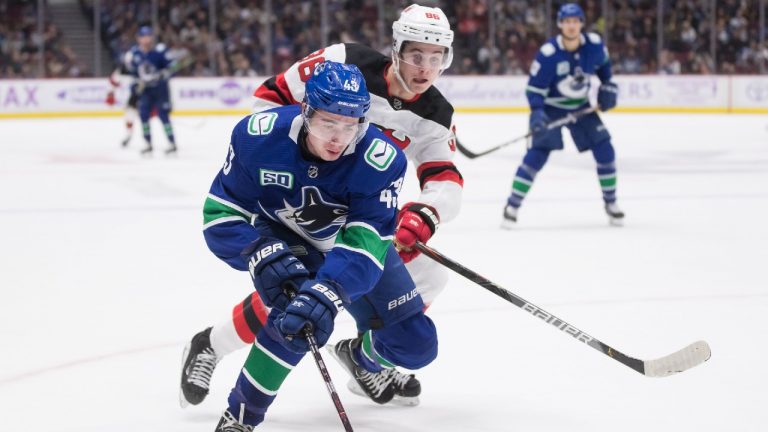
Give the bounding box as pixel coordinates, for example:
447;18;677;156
392;4;454;70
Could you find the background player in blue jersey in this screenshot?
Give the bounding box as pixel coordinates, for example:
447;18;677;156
123;26;183;155
199;61;438;431
502;3;624;227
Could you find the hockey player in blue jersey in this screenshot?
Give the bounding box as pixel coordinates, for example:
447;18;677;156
202;61;437;431
502;3;624;227
123;26;180;155
181;5;458;410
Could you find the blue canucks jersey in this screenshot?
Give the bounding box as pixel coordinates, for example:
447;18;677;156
203;105;407;302
123;44;175;87
526;32;612;111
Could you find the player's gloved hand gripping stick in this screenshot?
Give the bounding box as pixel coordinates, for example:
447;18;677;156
280;286;354;432
394;202;440;263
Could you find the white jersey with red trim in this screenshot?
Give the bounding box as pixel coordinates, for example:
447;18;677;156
252;43;463;223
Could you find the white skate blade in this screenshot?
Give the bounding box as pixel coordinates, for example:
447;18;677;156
325;343;355;379
608;216;624;227
391;395;420;407
500;219;516;230
179;342;191;408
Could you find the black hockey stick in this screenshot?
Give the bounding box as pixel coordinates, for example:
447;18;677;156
285;289;353;431
414;241;711;377
305;330;354;432
455;106;597;159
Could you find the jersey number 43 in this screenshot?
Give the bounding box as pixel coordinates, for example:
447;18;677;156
380;177;404;209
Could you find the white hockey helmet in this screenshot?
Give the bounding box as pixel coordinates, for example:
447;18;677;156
392;4;454;70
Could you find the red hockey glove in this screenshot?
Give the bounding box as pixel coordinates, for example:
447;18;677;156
105;90;116;106
394;202;439;263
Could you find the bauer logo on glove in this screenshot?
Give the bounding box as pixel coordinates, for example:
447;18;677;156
248;242;286;271
310;282;344;312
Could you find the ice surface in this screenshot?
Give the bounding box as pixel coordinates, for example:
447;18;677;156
1;113;766;431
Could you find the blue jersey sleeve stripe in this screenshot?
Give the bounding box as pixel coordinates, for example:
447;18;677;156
332;243;385;270
345;221;394;241
203;215;249;230
207;193;254;219
526;85;549;96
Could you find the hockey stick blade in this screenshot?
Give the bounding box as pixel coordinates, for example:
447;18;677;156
414;241;712;377
454;106;597;159
643;340;711;377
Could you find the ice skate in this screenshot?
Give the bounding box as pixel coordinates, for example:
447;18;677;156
165;143;178;156
180;327;219;407
500;205;518;230
343;363;421;406
387;368;421;406
214;407;253;432
605;202;624;226
120;135;131;148
140;143;153;156
327;338;396;404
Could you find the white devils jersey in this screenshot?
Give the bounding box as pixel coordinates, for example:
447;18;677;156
252;43;463;223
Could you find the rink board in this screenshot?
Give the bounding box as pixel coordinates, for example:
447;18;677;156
1;75;767;118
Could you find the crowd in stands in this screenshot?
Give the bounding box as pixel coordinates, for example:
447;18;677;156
606;0;768;74
2;0;766;79
450;0;767;75
0;0;88;78
82;0;387;77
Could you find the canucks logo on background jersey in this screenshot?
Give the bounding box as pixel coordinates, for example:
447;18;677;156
274;186;348;251
556;65;589;100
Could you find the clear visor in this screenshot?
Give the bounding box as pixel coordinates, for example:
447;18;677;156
398;50;449;71
302;105;369;147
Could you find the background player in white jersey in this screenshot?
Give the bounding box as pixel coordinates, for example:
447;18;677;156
105;65;140;148
502;3;623;228
180;4;462;408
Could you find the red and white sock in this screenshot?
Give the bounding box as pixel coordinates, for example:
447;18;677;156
210;292;268;357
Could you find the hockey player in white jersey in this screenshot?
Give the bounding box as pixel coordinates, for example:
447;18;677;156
105;65;139;148
180;4;462;409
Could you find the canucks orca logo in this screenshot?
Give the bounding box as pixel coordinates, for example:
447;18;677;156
137;62;160;84
275;186;348;249
570;66;586;90
557;66;590;100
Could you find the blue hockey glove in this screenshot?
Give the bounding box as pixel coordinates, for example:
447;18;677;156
275;280;345;353
243;237;309;311
529;109;551;135
598;82;618;111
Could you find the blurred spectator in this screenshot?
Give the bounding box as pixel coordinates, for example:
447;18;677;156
4;0;766;78
659;49;682;74
1;0;87;78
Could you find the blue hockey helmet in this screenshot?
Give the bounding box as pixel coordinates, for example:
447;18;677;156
557;3;585;23
304;61;371;119
136;25;153;37
303;61;371;149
